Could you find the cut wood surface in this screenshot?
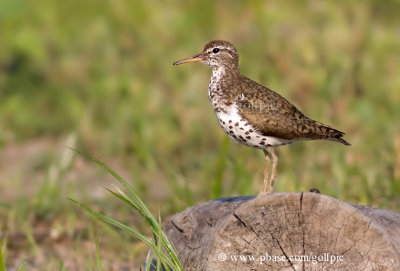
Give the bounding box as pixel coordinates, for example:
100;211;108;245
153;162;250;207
155;192;400;271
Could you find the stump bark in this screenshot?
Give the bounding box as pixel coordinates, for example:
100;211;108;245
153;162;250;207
158;192;400;270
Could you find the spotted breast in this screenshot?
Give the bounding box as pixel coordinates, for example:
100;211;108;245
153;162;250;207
208;67;293;149
173;39;350;194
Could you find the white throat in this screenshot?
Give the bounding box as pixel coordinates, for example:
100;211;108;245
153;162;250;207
211;66;226;83
208;66;226;102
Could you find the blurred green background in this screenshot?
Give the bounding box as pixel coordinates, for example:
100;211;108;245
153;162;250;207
1;0;400;269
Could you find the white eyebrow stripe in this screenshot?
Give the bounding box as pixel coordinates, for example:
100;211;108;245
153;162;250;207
206;45;233;53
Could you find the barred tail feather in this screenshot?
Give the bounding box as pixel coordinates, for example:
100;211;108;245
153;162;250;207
314;122;351;146
328;136;351;146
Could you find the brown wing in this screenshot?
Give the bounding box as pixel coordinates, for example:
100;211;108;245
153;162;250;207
235;77;350;145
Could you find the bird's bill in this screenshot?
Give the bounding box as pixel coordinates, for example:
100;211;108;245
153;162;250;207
173;54;203;65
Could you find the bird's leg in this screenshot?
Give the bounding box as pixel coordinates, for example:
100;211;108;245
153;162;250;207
259;149;271;195
267;146;278;193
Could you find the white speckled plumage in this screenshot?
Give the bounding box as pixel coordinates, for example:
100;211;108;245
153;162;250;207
173;39;350;194
208;66;292;148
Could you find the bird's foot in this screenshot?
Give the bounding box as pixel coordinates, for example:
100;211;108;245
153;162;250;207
258;190;272;196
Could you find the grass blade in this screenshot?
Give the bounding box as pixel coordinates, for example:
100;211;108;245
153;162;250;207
68;148;183;270
95;238;103;271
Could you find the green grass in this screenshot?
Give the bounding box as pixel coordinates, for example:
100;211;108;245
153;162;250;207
0;0;400;269
0;236;26;271
69;149;182;271
0;236;6;271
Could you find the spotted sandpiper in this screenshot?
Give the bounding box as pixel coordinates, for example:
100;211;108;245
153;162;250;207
173;40;350;194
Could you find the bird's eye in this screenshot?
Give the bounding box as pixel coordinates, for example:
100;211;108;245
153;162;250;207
212;48;220;54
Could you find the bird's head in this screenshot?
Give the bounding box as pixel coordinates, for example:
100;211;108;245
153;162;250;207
173;40;239;70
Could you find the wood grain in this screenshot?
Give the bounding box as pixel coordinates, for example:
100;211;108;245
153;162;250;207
150;192;400;270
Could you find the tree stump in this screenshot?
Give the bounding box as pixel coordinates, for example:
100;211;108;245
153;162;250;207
158;192;400;270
